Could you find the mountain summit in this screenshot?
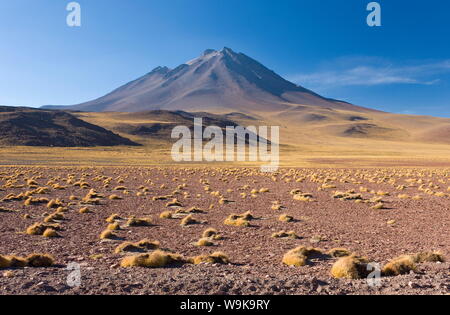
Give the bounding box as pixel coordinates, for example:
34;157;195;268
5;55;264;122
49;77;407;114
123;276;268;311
48;48;367;113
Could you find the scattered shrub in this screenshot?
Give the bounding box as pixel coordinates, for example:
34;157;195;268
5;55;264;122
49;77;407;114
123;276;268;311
26;254;55;267
279;214;294;222
159;211;173;219
272;230;299;239
196;238;214;246
105;214;121;223
43;228;58;238
413;251;445;263
114;240;160;254
282;246;324;267
127;217;153;227
382;255;416;276
202;228;222;240
120;250;185;268
100;229;118;240
330;255;370;279
180;214;200;226
189;252;230;265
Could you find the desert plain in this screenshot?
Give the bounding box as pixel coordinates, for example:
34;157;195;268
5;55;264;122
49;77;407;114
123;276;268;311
0;165;448;295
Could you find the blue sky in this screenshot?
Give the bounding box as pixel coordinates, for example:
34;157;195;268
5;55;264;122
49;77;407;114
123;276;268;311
0;0;449;116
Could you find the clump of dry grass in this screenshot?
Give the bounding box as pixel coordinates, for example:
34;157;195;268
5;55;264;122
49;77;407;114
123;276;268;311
81;189;104;205
107;222;121;231
224;214;250;227
25;254;55;267
114;239;160;254
202;228;222;240
8;255;28;267
272;230;299;239
271;204;282;211
159;211;173;219
127;217;153;227
371;202;385;210
100;229;118;240
413;251;445;263
0;255;12;268
43;228;59;238
120;250;185;268
293;193;314;202
44;212;64;223
186;207;206;214
46;198;63;209
381;255;417;276
79;207;90;214
195;238;214;247
189;252;230;265
180;214;200;226
333;191;363;201
105;214;121;223
282;246;324;267
0;254;55;269
26;222;61;236
279;214;294;222
330;255;370;279
166;199;183;207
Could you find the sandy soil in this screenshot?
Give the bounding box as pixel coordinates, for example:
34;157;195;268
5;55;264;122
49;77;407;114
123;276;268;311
0;166;448;295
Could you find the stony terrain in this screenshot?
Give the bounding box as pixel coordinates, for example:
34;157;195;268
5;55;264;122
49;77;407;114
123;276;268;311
0;166;448;295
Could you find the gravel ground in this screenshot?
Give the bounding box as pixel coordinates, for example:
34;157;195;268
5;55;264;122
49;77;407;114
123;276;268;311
0;166;448;295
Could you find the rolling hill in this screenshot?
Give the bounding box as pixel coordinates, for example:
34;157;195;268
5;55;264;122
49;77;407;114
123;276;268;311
0;106;139;147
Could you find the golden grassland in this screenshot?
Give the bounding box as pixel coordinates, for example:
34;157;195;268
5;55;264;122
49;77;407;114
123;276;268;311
3;107;450;168
2;140;450;168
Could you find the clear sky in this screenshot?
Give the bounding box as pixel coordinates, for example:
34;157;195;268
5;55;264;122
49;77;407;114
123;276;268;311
1;0;449;116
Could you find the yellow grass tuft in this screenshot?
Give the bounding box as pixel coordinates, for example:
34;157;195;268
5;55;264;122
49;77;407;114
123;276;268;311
279;214;294;222
105;214;121;223
202;228;222;240
107;222;120;231
190;252;230;265
7;256;28;268
43;228;58;238
114;239;160;254
79;207;90;214
159;211;173;219
382;255;416;276
180;214;200;226
0;255;11;268
26;254;55;267
271;230;299;239
413;251;445;263
224;214;250;227
100;229;118;240
127;217;153;227
330;255;369;279
195;238;214;247
0;254;55;268
371;202;385;210
120;250;185;268
26;222;60;236
46;199;63;209
282;246;323;267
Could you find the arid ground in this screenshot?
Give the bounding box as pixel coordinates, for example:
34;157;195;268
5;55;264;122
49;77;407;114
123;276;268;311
0;166;448;295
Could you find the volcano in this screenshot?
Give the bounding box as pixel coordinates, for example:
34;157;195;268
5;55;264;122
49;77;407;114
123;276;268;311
45;48;370;114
